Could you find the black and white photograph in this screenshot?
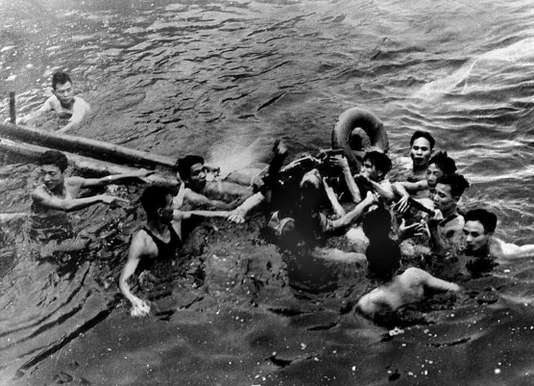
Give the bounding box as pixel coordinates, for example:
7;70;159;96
1;0;534;384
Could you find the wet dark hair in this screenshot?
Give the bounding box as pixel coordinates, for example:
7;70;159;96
363;151;392;175
140;185;174;216
436;173;469;198
52;71;72;90
362;207;400;281
464;208;497;234
174;155;205;180
410;130;435;150
38;150;68;172
429;151;456;176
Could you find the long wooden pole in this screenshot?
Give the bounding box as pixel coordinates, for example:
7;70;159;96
0;123;176;170
9;92;16;124
0;137;176;185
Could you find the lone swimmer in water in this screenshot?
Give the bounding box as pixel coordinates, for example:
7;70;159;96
18;71;91;133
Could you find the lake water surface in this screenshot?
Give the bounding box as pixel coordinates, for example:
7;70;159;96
1;0;534;384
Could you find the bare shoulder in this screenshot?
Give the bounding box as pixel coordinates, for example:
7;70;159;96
74;96;91;111
399;267;428;284
130;229;157;257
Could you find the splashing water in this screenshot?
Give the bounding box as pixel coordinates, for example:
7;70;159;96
414;36;534;100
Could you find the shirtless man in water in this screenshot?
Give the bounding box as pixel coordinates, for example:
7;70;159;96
31;150;149;254
18;71;91;133
32;150;146;214
356;208;460;320
463;208;534;267
174;155;253;210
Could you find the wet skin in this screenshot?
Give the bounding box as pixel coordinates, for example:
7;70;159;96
54;81;75;108
410;137;432;169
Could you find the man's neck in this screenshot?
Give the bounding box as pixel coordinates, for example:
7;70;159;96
46;182;66;197
147;218;168;235
440;207;457;222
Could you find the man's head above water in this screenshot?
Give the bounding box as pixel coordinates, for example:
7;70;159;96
361;151;392;181
174;155;206;191
433;173;469;215
38;150;69;191
52;71;74;107
463;208;497;254
409;130;435;169
140;184;176;222
427;151;457;189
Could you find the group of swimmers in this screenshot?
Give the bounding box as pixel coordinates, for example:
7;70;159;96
23;71;534;322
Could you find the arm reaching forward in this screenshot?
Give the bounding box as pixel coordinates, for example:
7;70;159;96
119;231;153;317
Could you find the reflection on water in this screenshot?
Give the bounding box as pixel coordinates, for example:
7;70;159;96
1;0;534;383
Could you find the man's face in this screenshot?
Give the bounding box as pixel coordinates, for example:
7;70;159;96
361;159;381;181
54;81;74;105
433;183;457;214
188;162;206;191
463;220;491;253
157;194;174;223
41;164;64;191
426;163;444;189
410;137;432;167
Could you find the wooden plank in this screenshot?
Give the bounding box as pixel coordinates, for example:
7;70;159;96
0;137;176;185
0;123;176;170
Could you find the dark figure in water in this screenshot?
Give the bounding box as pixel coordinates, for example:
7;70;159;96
119;184;225;317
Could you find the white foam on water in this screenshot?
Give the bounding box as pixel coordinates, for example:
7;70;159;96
413;36;534;100
206;131;268;179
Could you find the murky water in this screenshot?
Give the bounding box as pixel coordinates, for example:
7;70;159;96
2;0;534;384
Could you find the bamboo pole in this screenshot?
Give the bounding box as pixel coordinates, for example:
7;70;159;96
0;137;177;185
9;92;16;124
0;123;176;170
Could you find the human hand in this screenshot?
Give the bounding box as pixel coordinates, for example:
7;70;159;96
364;191;378;205
327;155;350;171
399;218;428;240
130;297;150;317
227;209;246;224
131;168;154;178
272;139;288;157
395;195;411;214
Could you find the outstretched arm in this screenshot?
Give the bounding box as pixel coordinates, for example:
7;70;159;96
32;188;125;212
183;189;235;210
403;267;461;292
68;169;152;188
227;192;265;223
119;232;151;317
492;238;534;260
56;99;91;134
423;272;461;292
